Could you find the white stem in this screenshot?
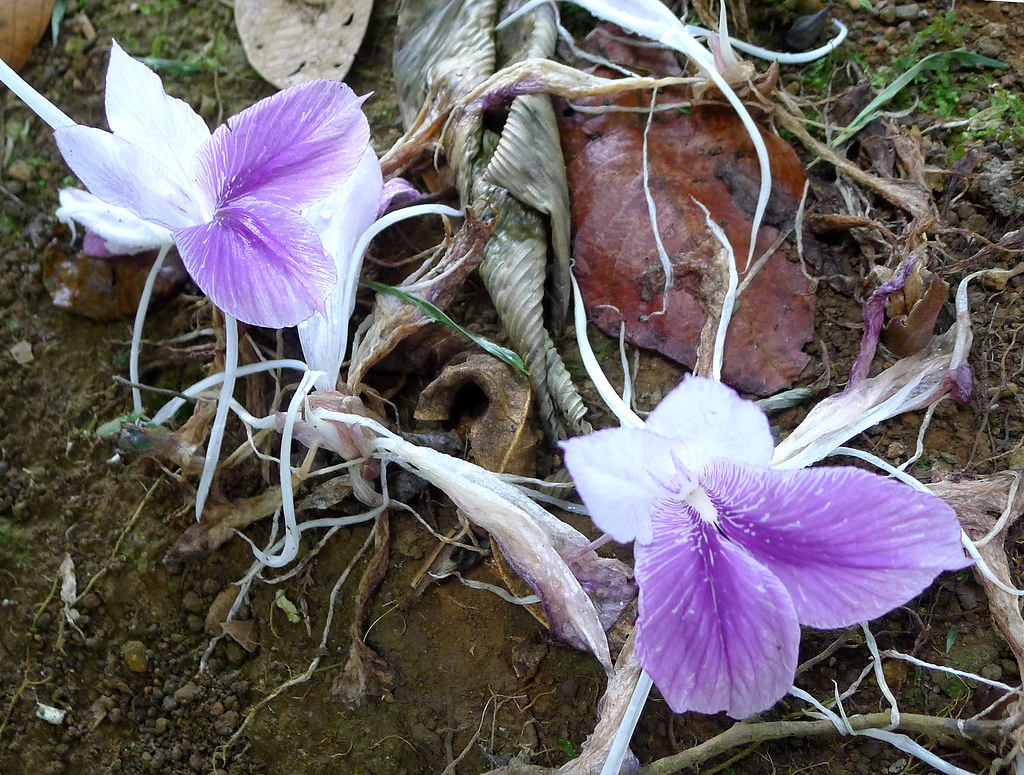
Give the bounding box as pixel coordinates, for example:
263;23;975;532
686;19;849;65
0;55;76;130
572;273;644;429
600;671;653;775
253;370;322;568
129;241;173;416
641;87;673;319
194;315;239;522
150;358;309;425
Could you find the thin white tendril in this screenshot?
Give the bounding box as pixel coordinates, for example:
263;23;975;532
641;86;673;320
151;358;309;425
194;315;239;522
129;241;173;416
686;18;849;64
251;370;323;568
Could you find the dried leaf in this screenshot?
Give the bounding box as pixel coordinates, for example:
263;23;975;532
330;514;396;708
931;474;1024;681
561;101;815;395
220;620;260;653
0;0;56;71
415;352;536;475
164;486;285;564
347;214;490;386
42;243;185;322
234;0;372;89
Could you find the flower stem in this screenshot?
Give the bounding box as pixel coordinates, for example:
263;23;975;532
129;241;172;416
600;670;652;775
195;313;239;522
0;56;76;130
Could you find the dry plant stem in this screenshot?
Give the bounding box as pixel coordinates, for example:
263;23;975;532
639;712;1015;775
771;94;933;221
380;59;692;175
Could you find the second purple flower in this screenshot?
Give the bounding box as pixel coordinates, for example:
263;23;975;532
562;375;970;719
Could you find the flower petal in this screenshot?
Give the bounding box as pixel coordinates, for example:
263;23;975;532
562;427;686;545
702;460;972;629
104;41;211;192
56;188;171;255
54;126;201;230
174;199;337;328
194;80;370;210
634;508;799;718
298;146;382;390
644;376;774;468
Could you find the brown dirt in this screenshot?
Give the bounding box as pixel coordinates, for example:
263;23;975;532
1;1;1022;774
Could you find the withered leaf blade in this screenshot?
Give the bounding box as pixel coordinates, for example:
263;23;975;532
560;99;815;396
234;0;372;88
415;352;536;476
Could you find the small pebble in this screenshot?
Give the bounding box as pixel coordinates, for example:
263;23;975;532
893;4;919;21
173;682;200;703
121;641;148;673
154;717;169;734
976;36;1004;58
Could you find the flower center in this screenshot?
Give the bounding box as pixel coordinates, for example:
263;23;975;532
684;485;720;527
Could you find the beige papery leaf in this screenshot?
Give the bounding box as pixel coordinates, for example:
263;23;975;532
234;0;372;88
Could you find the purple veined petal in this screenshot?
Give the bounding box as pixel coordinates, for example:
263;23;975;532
298;146;383;390
56;188;172;255
103;41;211;190
644;375;775;468
194;80;371;211
702;459;972;630
562;427;687;545
54;126;202;230
174;199;337;329
634;507;800;718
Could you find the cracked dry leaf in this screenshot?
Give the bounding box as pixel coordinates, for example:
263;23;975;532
415;352;536;476
234;0;372;88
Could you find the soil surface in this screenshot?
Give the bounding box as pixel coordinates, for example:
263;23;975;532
1;1;1023;774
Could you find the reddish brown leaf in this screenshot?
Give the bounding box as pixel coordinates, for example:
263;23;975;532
557;36;816;395
42;241;186;322
0;0;55;72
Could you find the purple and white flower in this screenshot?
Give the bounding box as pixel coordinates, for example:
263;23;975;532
51;41;371;328
562;375;970;719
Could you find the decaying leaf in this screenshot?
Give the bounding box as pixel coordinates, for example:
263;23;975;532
394;0;591;439
164;486;285;564
42;242;186;322
415;351;536;476
931;474;1024;681
220;620;260;653
0;0;56;71
561;99;815;395
347;214;491;386
234;0;372;88
330;514;396;708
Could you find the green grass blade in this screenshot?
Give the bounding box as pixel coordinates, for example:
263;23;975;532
831;48;1006;147
361;279;529;375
